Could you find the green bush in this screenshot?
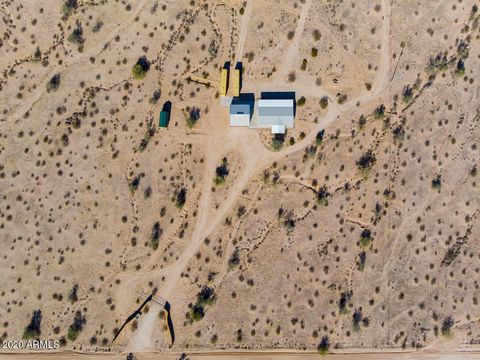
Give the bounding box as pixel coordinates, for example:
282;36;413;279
62;0;78;15
132;56;150;80
301;59;308;71
319;96;329;109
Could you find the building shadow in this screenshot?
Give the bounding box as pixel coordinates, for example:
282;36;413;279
164;301;175;345
232;93;255;118
162;100;172;113
235;61;242;92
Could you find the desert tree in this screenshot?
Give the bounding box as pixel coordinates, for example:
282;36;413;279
67;311;86;341
317;335;330;355
132;56;150;80
214;158;229;185
431;174;442;190
23;310;42;339
176;188;187;208
441;316;454;337
316;129;325;145
353;308;363;330
356;150;376;172
360;229;373;248
317;185;330;206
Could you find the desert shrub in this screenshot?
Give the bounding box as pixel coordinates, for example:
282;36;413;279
373;104;385;119
150;222;162;250
393;125;405;140
374;202;383;221
427;52;448;72
360;229;372;247
176;188;187;208
402;85;413;102
189;286;216;322
297;96;306;106
228;248;240;269
239;7;245;15
317;185;330;206
67;311;86;341
301;59;308;71
132;56;150;79
62;0;78;15
287;71;296;82
337;93;347;104
214;158;229;185
68;22;85;45
197;286;215;305
189;305;205;321
47;74;61;92
319;96;329;109
339;291;352;313
129;175;141;193
357;251;366;271
441;316;454;336
356;150;376;172
312;29;321;41
186;106;201;128
143;186;152;199
315;129;325;145
126;353;136;360
23;310;42;339
358;115;367;129
34;47;42;60
245;51;255;62
311;47;318;57
271;134;285;151
470;165;477;177
432;174;442;190
353;308;363;330
456;59;465;75
457;40;469;59
69;284;79;303
317;335;330;355
283;214;295;230
92;20;103;33
149;90;161;104
287;31;295;40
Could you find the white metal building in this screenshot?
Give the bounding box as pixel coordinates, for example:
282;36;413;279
230;102;251;127
257;99;294;134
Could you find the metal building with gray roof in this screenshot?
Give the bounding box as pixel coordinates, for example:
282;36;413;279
257;99;294;134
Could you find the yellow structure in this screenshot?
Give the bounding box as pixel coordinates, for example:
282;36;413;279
219;63;229;96
233;65;241;97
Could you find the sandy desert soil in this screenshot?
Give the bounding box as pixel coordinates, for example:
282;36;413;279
0;0;479;358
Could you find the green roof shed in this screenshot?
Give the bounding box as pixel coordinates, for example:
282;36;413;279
159;111;170;128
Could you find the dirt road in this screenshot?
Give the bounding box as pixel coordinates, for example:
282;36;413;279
2;349;480;360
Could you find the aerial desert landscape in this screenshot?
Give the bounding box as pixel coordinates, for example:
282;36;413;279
0;0;479;359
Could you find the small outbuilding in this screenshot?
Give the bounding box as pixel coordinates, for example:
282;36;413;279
229;94;254;127
159;111;170;128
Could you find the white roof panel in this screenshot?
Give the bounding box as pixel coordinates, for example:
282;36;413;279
258;99;294;107
271;124;286;134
